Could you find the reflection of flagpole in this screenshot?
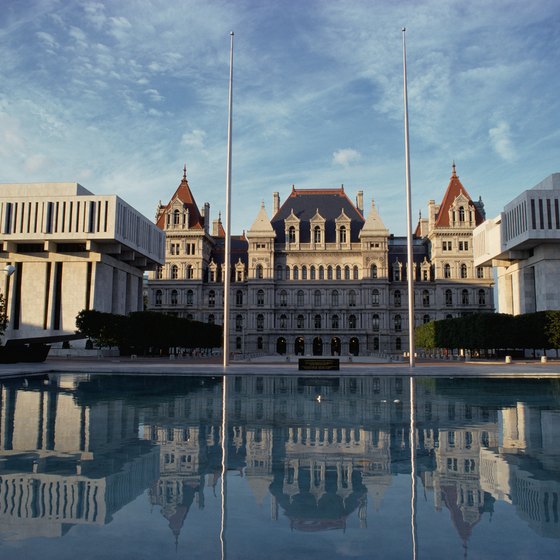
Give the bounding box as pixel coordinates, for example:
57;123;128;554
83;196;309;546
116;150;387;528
409;376;418;560
220;375;228;560
223;31;234;369
402;27;415;368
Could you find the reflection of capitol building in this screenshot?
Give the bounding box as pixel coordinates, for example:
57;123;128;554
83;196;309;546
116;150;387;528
1;374;559;546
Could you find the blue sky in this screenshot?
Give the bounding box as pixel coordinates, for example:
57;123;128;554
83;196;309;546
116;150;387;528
1;0;559;235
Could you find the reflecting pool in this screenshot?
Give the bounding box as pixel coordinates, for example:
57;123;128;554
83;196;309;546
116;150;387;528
1;374;559;559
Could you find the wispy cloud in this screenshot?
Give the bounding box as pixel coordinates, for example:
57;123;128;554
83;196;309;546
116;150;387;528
489;121;516;162
333;148;361;167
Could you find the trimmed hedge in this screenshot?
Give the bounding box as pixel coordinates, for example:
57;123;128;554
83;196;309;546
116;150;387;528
76;309;222;355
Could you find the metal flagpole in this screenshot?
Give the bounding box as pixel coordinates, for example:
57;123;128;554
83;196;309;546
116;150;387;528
402;28;415;368
223;31;234;369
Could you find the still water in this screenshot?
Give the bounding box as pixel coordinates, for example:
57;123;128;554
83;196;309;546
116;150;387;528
0;373;559;559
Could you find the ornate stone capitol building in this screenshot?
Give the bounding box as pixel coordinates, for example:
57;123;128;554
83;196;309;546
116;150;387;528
147;164;494;355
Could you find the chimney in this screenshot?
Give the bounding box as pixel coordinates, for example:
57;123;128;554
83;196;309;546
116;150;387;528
273;192;280;215
203;202;210;233
356;191;364;213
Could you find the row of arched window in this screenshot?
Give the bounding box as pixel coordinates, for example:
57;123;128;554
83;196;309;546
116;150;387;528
156;264;195;280
275;264;361;281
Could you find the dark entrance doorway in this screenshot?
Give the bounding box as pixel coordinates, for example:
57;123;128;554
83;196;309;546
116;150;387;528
331;337;341;356
276;337;286;355
349;337;359;356
313;337;323;356
295;337;305;356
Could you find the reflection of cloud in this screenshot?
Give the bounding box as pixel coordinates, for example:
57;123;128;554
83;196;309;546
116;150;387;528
333;148;361;167
489;121;516;162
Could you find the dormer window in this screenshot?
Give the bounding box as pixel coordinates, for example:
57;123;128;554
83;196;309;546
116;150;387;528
459;206;465;222
314;225;321;243
288;226;296;243
173;209;180;226
340;225;347;243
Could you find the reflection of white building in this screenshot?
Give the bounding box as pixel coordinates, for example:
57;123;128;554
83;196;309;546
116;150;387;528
0;182;164;341
474;173;560;314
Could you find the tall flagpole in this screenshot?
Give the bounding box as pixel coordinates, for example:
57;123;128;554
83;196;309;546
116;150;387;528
223;31;234;369
402;28;415;368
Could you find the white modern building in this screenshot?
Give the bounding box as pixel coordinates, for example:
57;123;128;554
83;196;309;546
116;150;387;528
0;182;165;341
474;173;560;314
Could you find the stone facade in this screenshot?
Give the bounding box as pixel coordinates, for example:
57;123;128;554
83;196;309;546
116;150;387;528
148;165;494;356
0;182;165;341
474;173;560;315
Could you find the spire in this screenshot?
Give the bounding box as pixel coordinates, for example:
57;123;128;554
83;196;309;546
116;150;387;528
183;163;187;181
452;161;457;178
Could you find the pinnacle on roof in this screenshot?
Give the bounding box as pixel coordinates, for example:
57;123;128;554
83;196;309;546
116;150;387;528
248;201;275;236
360;197;388;236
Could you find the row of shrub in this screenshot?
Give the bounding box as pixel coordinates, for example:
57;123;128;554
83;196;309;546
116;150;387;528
76;310;222;355
415;311;560;353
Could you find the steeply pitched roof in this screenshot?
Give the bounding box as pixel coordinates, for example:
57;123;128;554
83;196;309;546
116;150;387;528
156;165;203;230
271;186;364;243
248;201;275;236
360;197;388;236
434;164;484;228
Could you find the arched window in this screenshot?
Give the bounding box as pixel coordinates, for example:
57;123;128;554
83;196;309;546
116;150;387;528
460;263;468;279
372;289;380;305
155;290;162;306
257;337;263;350
394;315;402;332
257;314;264;331
444;264;451;279
348;290;356;307
171;289;178;305
257;289;264;307
171;265;179;279
336;266;342;280
209;290;215;307
327;266;333;280
235;314;243;332
332;314;339;329
297;314;305;329
186;265;194;279
353;266;359;280
285;266;290;280
279;290;287;307
459;206;465;222
157;266;163;279
394;290;401;307
310;266;316;280
462;289;469;305
423;314;430;324
288;226;296;243
186;313;193;321
279;314;287;329
236;290;243;307
344;265;350;280
276;265;283;280
173;209;180;225
372;314;380;331
319;266;324;280
339;225;346;243
302;266;307;280
395;337;402;351
422;290;430;306
371;264;378;279
373;337;379;351
314;290;321;307
476;267;484;279
314;314;322;329
236;337;242;350
256;264;264;279
348;314;357;329
445;289;452;306
186;290;193;306
293;266;299;280
314;225;321;243
478;289;486;305
297;290;304;307
331;290;339;306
